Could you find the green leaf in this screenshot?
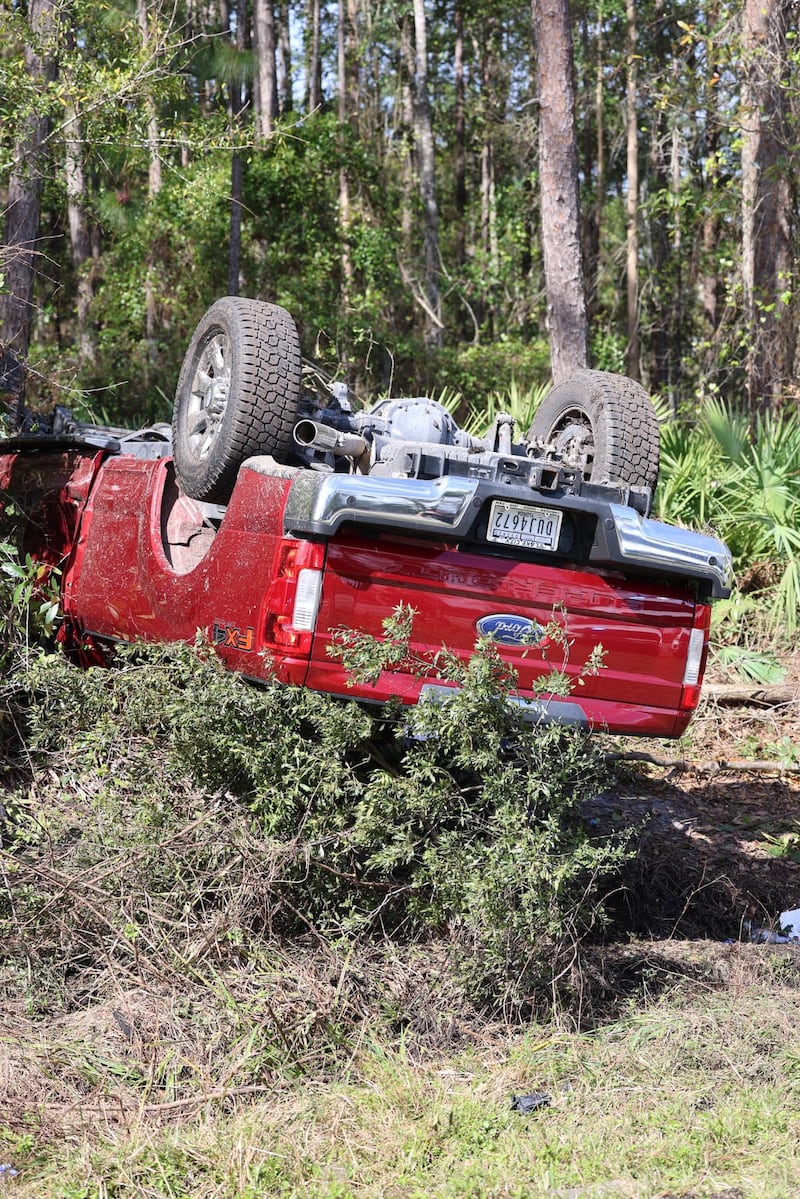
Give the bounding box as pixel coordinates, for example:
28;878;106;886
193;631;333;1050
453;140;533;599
712;645;787;685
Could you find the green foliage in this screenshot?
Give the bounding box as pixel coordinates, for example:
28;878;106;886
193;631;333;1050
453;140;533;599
3;613;628;1012
657;401;800;635
0;537;60;670
434;340;551;411
712;645;786;686
456;379;550;439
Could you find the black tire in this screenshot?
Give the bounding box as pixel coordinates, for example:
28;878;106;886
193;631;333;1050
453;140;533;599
173;297;302;502
528;369;660;494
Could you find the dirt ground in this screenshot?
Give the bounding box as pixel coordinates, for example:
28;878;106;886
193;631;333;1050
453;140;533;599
596;648;800;942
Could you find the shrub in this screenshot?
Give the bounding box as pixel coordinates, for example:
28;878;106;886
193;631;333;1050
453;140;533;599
2;613;629;1015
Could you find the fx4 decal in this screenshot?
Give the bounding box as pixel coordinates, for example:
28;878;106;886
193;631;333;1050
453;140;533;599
213;620;255;652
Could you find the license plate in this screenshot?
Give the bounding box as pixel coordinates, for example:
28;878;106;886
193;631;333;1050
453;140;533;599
486;501;562;551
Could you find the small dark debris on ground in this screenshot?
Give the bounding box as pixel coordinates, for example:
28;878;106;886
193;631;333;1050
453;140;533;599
510;1091;551;1113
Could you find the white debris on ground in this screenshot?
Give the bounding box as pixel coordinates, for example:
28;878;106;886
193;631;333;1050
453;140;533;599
744;908;800;943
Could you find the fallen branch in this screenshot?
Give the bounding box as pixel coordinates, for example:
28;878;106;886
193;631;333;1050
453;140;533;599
606;751;800;776
397;260;445;329
703;683;799;707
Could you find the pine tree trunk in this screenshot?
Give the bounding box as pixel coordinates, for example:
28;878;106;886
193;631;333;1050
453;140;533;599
454;0;466;273
594;9;604;301
277;1;293;114
412;0;442;347
625;0;639;380
337;0;354;306
305;0;322;111
648;0;669;395
479;18;500;338
579;11;599;323
137;0;161;363
229;152;243;296
228;0;247;296
701;82;721;344
399;13;415;255
1;0;57;359
522;29;537;285
137;0;162;196
64;102;95;364
668;117;683;407
741;0;794;412
699;2;722;364
254;0;278;137
531;0;588;384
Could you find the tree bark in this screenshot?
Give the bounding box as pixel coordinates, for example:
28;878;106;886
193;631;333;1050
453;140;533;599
228;151;243;296
1;0;57;359
277;1;293;114
399;12;415;255
668;115;683;404
254;0;278;138
338;0;354;305
700;3;722;360
579;9;599;322
228;0;247;296
741;0;794;412
64;101;95;364
648;0;670;396
137;0;162;363
412;0;442;346
305;0;322;111
454;0;466;273
531;0;588;384
137;0;162;196
624;0;639;381
703;683;799;707
701;147;721;337
479;15;500;337
594;9;605;262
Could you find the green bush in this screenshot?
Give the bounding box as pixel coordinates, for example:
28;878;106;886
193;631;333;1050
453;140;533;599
2;612;628;1013
432;338;551;409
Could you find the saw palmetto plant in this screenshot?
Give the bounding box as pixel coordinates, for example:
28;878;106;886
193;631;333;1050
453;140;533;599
657;399;800;636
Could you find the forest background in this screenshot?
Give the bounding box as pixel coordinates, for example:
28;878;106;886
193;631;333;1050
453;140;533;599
1;0;798;428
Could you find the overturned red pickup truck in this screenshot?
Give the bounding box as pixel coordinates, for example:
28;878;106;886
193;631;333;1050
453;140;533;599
0;298;732;737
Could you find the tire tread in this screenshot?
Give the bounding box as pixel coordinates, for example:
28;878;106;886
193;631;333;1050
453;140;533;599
173;298;302;502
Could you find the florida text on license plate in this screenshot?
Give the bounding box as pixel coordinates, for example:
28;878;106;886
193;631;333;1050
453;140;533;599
487;501;562;551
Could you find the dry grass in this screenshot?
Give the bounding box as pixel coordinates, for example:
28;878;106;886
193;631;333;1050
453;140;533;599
4;950;800;1196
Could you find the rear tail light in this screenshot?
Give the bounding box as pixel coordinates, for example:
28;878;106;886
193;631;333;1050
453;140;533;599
292;568;323;632
263;538;325;654
679;602;711;711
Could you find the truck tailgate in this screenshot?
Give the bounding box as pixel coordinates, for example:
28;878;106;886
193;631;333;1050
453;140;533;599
305;533;699;736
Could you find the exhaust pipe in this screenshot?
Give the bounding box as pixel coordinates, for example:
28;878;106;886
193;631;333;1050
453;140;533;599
294;420;370;471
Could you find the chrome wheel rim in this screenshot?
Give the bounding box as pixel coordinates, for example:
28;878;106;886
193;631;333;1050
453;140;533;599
186;331;231;461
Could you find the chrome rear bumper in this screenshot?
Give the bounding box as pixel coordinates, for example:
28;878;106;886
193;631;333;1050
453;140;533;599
277;469;733;598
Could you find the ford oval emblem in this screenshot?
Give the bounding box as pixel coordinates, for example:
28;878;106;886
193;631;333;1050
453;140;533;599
476;613;545;646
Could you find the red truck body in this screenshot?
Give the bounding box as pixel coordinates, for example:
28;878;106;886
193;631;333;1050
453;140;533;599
1;440;728;737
